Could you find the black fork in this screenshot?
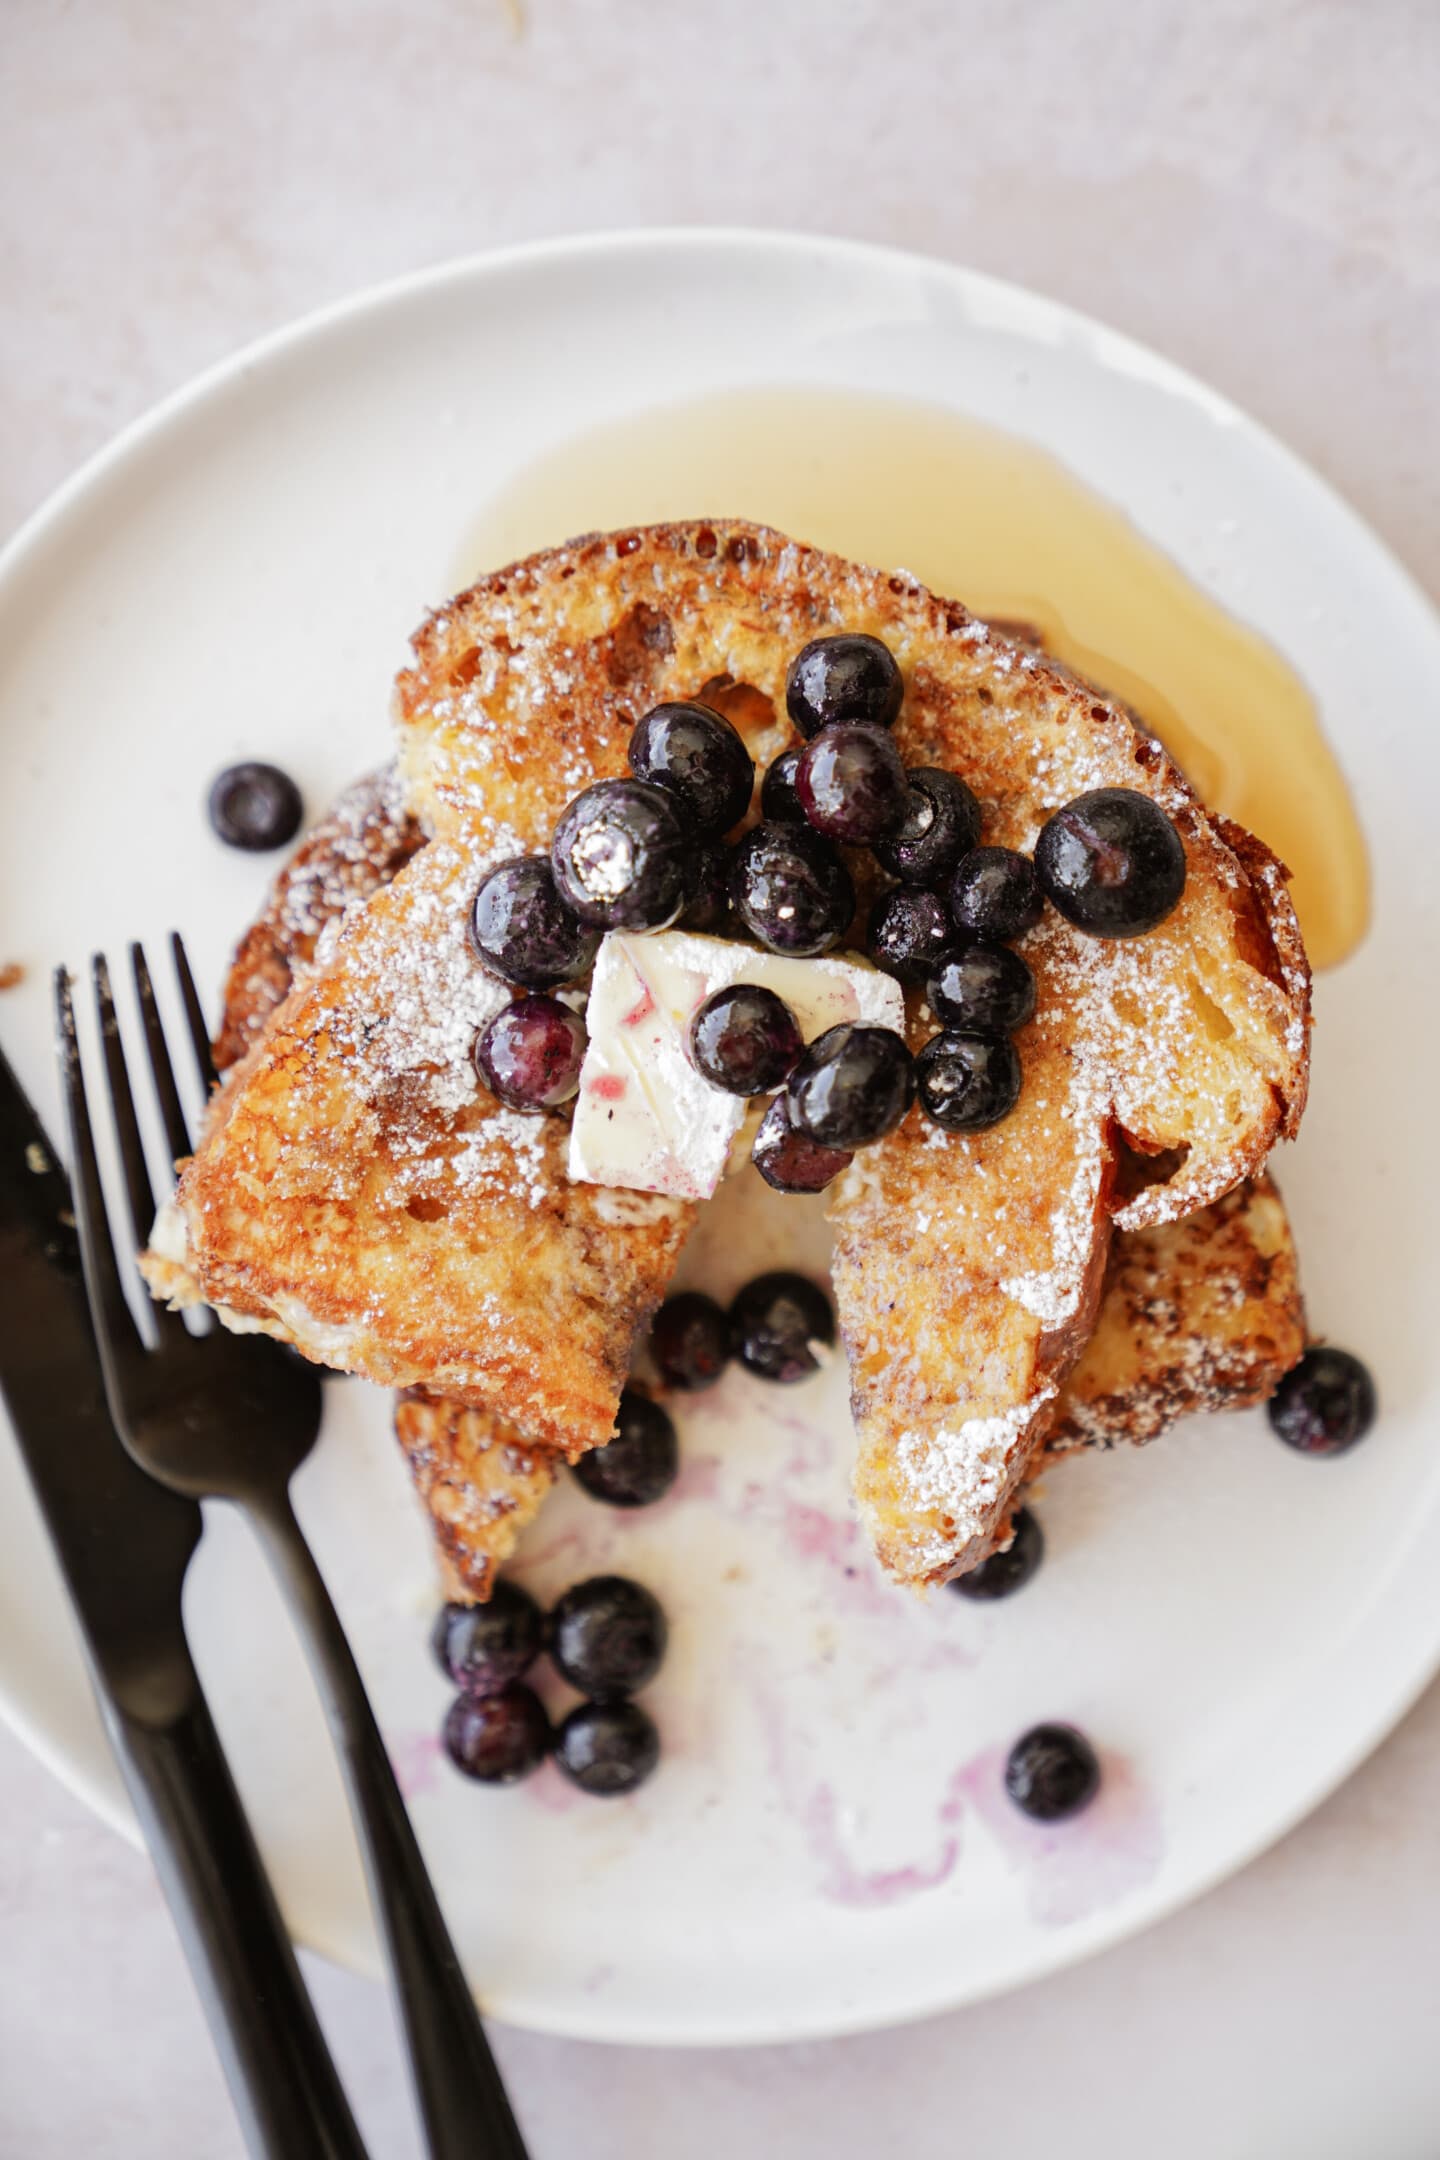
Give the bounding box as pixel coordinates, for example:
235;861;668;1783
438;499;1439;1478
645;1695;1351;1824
56;939;530;2160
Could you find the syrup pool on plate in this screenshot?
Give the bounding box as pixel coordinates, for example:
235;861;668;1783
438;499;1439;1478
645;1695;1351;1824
455;385;1368;971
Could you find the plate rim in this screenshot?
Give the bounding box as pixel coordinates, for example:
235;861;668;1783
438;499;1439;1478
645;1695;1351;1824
3;223;1440;2047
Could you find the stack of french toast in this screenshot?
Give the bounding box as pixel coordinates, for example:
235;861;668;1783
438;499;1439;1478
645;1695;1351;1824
143;522;1310;1599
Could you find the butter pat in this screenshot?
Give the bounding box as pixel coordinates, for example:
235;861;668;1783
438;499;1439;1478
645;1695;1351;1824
569;930;904;1199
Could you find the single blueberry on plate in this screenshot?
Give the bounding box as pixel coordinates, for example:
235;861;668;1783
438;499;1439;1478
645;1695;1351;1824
1004;1723;1100;1821
1267;1346;1376;1456
948;1509;1044;1601
650;1291;731;1391
571;1390;679;1507
729;1270;836;1383
443;1684;551;1784
431;1579;546;1694
554;1700;660;1797
549;1575;668;1699
208;762;304;852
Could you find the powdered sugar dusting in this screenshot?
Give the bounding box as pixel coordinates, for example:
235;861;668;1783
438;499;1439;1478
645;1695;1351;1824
326;841;509;1124
892;1387;1057;1557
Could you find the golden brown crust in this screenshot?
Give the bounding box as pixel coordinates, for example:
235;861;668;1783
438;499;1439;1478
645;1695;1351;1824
207;773;1306;1605
1047;1171;1306;1451
213;767;423;1070
393;1391;559;1603
156;519;1308;1586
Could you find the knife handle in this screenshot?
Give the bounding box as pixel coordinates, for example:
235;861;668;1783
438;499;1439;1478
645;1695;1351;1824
105;1684;370;2160
253;1492;530;2160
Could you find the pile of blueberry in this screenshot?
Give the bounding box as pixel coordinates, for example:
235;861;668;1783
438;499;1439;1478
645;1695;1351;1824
464;630;1191;1176
435;1573;667;1797
574;1277;839;1518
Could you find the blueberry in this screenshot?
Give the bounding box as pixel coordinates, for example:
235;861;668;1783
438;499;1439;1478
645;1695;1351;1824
949;848;1043;941
431;1580;546;1693
1004;1723;1100;1821
788;1023;915;1149
552;779;689;930
915;1029;1021;1132
785;633;903;739
796;722;908;844
629;701;754;836
867;887;954;984
678;841;737;932
948;1509;1044;1601
443;1684;551;1784
689;983;803;1096
751;1094;854;1195
761;746;807;825
928;943;1036;1033
550;1575;668;1699
471;857;600;989
873;767;982;885
571;1390;679;1506
729;1270;835;1383
730;822;855;956
554;1700;660;1797
473;994;587;1111
1267;1346;1377;1456
1035;787;1187;937
208;762;304;852
650;1291;731;1391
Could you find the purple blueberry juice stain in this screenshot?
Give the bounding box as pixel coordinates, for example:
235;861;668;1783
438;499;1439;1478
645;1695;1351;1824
389;1731;444;1800
525;1760;584;1814
506;1527;589;1577
749;1672;963;1911
802;1784;961;1908
946;1743;1165;1924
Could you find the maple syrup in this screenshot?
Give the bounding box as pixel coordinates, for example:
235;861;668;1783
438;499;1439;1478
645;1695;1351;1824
456;386;1368;968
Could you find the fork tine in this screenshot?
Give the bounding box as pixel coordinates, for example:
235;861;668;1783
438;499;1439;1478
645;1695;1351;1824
92;954;159;1263
53;967;144;1365
171;933;218;1099
132;942;192;1165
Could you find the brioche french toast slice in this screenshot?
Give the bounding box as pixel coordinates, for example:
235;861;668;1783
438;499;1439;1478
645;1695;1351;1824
144;833;693;1453
394;521;1309;1583
210;771;1306;1602
1046;1171;1304;1451
151;519;1308;1580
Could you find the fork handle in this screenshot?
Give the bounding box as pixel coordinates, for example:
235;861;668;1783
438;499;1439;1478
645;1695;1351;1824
251;1492;530;2160
107;1685;369;2160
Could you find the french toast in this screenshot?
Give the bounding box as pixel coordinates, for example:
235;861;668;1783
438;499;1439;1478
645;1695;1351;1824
1047;1171;1304;1451
209;769;1306;1601
149;521;1309;1585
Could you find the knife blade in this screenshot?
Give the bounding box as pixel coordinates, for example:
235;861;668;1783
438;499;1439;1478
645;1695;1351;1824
0;1038;367;2160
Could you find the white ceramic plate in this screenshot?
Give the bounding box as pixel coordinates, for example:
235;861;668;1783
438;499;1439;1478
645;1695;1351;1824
1;230;1437;2048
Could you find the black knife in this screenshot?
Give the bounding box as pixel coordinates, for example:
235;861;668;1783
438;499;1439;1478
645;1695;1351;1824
0;1040;368;2160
